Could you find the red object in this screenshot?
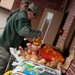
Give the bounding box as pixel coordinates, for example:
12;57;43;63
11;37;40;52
58;29;64;35
59;29;63;33
38;45;64;62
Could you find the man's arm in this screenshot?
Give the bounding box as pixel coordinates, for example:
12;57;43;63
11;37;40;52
15;18;41;38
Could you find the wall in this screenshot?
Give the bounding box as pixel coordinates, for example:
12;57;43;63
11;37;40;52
12;0;65;29
65;55;75;75
29;0;65;29
0;0;14;10
12;0;65;11
0;8;9;34
56;0;75;75
29;0;65;11
12;0;21;10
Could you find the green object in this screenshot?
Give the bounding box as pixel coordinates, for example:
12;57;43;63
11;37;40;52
21;0;29;6
7;8;20;21
0;9;41;51
21;61;39;75
21;61;34;69
28;3;38;17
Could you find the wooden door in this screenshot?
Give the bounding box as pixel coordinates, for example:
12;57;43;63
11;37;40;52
38;8;64;45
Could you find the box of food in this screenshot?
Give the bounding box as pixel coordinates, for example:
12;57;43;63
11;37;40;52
11;60;61;75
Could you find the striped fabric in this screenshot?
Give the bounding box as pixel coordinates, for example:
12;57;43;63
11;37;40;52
0;47;10;74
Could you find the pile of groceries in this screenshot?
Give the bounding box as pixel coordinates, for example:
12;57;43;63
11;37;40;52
4;37;64;75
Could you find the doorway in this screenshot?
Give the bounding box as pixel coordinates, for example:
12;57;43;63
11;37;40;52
63;17;75;57
38;8;64;45
53;12;69;46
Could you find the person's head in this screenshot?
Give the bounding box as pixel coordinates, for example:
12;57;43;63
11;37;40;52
27;3;38;20
20;0;30;11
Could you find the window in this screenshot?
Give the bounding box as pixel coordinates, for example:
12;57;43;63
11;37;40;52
40;12;54;42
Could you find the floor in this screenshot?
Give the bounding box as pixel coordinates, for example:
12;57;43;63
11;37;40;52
0;8;9;34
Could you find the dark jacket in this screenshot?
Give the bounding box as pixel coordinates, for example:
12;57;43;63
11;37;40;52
7;8;20;21
0;9;41;51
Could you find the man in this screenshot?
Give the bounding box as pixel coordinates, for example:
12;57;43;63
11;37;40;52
7;0;30;48
7;0;30;21
0;3;41;74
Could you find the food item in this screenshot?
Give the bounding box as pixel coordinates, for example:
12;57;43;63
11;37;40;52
32;37;42;46
25;54;31;60
49;60;58;68
27;43;41;51
18;46;26;57
45;62;51;67
38;58;46;65
38;45;64;63
30;57;37;62
27;49;32;54
18;41;64;69
20;56;25;60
